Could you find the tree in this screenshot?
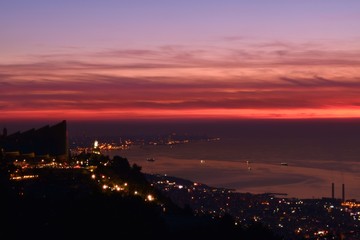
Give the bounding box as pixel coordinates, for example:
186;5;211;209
110;155;131;173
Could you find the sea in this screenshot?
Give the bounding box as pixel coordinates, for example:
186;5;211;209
81;119;360;201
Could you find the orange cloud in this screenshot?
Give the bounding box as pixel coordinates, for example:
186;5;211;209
1;41;360;120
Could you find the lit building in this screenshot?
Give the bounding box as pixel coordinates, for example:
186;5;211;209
92;140;101;155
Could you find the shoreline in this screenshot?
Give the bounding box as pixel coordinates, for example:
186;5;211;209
103;145;360;201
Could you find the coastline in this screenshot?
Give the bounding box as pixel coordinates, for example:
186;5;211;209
102;149;360;201
102;141;360;201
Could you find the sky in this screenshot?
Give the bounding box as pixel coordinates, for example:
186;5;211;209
1;0;360;123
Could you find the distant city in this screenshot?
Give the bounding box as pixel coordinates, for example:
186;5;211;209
146;174;360;239
1;120;359;239
69;132;220;156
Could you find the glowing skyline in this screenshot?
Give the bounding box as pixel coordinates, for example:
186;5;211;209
1;1;360;121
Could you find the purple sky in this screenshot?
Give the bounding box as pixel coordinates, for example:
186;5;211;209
1;0;360;121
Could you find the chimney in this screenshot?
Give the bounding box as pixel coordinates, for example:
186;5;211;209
331;182;335;199
342;183;345;202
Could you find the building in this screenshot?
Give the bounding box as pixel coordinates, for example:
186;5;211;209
0;120;69;162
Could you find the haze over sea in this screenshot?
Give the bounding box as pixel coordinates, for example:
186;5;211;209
69;119;358;201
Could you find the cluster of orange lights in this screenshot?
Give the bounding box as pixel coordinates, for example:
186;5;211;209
91;172;155;202
341;201;360;208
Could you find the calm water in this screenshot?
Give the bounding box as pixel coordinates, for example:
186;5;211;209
102;121;360;201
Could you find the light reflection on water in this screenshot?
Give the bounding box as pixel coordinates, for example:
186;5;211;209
103;137;360;200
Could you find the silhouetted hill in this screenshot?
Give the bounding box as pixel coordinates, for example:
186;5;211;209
1;155;283;240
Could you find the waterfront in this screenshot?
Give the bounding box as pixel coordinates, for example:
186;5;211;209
103;136;360;201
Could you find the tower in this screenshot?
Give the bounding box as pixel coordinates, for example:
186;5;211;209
331;182;335;199
342;183;345;202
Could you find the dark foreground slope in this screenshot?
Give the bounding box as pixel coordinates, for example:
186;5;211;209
0;156;282;240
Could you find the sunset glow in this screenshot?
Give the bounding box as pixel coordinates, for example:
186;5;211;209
1;1;360;121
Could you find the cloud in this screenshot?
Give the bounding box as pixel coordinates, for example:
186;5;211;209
280;76;360;88
1;71;359;114
1;41;360;120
